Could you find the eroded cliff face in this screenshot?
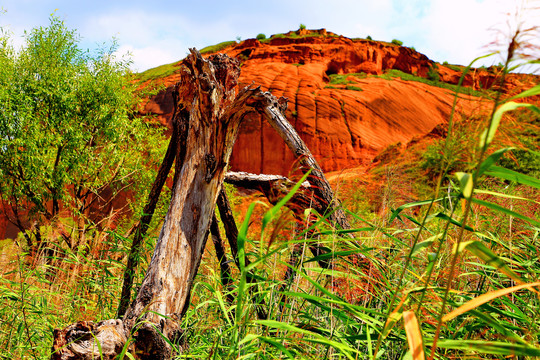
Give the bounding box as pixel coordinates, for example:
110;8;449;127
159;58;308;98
139;30;531;175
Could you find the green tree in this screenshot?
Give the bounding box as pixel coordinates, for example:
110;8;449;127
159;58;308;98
0;16;164;253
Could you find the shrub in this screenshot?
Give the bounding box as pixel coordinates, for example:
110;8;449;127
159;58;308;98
367;35;373;40
299;23;306;30
391;39;403;46
256;33;266;41
427;64;440;81
0;15;165;253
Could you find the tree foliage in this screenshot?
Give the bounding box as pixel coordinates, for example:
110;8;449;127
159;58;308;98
0;16;164;251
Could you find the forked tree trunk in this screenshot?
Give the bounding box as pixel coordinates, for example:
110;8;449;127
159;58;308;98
51;49;350;360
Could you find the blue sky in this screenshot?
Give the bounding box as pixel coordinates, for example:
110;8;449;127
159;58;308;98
1;0;538;72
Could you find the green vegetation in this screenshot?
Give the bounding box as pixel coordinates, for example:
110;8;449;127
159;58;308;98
264;32;323;42
443;61;464;72
0;17;166;357
427;63;440;81
137;61;180;82
377;68;495;97
391;38;403;46
327;67;489;97
299;23;306;30
199;40;236;54
367;35;373;40
328;72;367;85
1;18;540;360
346;85;363;91
256;33;266;41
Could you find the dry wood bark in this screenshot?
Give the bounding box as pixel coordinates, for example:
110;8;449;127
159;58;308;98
51;49;350;360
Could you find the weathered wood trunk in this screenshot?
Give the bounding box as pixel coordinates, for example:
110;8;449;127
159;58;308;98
51;49;351;360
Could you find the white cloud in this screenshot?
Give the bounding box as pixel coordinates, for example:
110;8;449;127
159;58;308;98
81;10;241;71
4;0;538;72
416;0;540;68
114;44;181;72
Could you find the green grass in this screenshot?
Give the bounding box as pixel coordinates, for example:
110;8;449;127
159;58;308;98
199;40;237;54
136;61;181;82
325;69;488;98
377;69;495;97
328;72;367;85
443;62;464;72
346;85;363;91
261;32;326;43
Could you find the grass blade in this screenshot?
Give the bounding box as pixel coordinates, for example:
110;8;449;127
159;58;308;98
484;165;540;189
403;310;425;360
431;339;540;357
471;198;540;227
479;102;540;147
462;240;527;284
507;83;540;101
477;147;514;176
442;281;540;322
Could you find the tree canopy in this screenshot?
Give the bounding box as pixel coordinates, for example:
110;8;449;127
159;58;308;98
0;16;164;251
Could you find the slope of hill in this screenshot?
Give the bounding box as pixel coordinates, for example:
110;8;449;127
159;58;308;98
138;29;537;176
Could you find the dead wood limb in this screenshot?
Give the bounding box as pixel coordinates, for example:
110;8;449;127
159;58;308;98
53;49;250;360
252;95;352;234
210;213;234;307
224;171;319;217
216;190;241;265
216;189;268;320
224;171;331;268
121;50;248;338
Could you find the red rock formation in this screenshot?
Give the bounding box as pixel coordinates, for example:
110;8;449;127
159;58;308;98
141;30;494;175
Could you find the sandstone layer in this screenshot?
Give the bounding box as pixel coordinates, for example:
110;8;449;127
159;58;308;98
141;30;509;175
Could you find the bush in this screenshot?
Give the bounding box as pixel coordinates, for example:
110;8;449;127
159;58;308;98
0;15;164;252
256;33;266;41
299;23;306;30
499;149;540;175
367;35;373;40
427;64;440;82
391;39;403;46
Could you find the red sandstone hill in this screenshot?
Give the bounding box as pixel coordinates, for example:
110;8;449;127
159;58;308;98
1;30;538;240
140;29;538;176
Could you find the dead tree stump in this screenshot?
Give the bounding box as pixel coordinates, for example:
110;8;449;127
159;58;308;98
51;49;351;360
